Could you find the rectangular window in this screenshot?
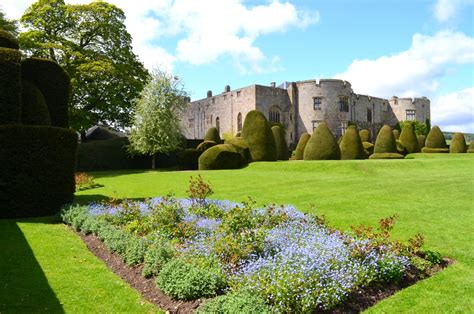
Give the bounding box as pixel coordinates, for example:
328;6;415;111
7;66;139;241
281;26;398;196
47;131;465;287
367;108;372;123
236;91;241;97
312;120;321;131
313;97;322;110
406;109;416;121
339;97;349;112
188;118;194;129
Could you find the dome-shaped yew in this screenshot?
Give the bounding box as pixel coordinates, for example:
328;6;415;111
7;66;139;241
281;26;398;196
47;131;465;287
417;135;426;149
271;125;289;160
359;129;371;143
339;125;365;160
467;141;474;153
449;132;467;153
399;123;420;153
294;133;310;160
241;110;277;161
422;126;449;153
204;127;221;144
370;125;404;159
303;122;340;160
392;129;400;140
198;144;247;170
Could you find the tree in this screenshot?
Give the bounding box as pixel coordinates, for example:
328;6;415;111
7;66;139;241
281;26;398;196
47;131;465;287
19;0;148;132
0;7;19;35
128;70;188;169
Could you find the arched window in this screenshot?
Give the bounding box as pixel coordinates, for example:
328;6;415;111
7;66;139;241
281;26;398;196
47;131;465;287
237;113;242;132
269;106;281;123
215;117;220;132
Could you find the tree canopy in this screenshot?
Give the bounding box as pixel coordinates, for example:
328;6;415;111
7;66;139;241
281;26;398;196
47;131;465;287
19;0;149;131
0;7;19;35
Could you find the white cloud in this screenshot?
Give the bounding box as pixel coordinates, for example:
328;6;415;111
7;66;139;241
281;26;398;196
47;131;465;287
335;31;474;98
1;0;318;73
432;87;474;133
433;0;473;23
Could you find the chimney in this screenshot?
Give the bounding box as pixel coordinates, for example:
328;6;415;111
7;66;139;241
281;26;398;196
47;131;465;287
224;85;230;93
270;82;276;88
207;90;212;98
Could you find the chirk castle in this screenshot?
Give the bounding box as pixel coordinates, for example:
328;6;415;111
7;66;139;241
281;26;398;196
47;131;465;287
181;79;431;146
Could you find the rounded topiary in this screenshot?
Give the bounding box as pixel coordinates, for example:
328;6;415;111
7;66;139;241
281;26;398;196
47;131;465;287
417;135;426;149
204;127;221;143
0;47;21;124
303;122;340;160
339;126;365;160
177;148;201;170
198;144;247;170
241;110;277;162
359;129;371;143
467;141;474;153
21;80;51;126
422;126;449;153
396;140;407;156
363;141;374;157
294;133;310;160
450;132;467;153
399;123;420;153
225;136;251;162
271;125;289;160
196;140;217;153
0;30;19;50
21;57;71;128
392;129;400;140
369;125;404;159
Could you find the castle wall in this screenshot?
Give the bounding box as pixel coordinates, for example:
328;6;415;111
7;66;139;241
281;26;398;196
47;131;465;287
351;94;386;138
389;97;430;124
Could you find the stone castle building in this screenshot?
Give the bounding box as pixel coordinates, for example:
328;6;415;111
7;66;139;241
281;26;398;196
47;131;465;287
181;79;430;146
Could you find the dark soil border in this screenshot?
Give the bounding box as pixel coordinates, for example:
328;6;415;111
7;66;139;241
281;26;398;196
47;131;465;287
77;230;453;313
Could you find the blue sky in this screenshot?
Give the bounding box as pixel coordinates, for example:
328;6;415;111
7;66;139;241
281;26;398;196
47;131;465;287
3;0;473;132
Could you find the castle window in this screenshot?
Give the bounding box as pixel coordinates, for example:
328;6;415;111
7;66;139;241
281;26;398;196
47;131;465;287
339;97;349;112
367;108;372;123
269;106;281;123
340;121;348;135
406;109;416;121
313;97;322;110
212;98;215;104
216;117;220;132
312;120;321;131
237;112;242;132
236;91;241;97
188;118;194;129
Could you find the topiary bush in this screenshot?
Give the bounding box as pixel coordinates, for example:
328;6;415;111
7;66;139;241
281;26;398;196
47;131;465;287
197;289;271;314
204;127;221;144
399;123;420;154
177;148;201;170
449;132;467;153
196;140;217;153
21;80;51;126
339;125;365;160
0;30;19;50
21;57;71;128
198;144;247;170
422;126;449;153
0;125;78;218
303;122;340;160
0;45;21;124
359;129;371;143
396;140;407;156
225;137;251;162
363;141;374;157
467;141;474;153
241;110;277;162
294;133;310;160
418;135;426;149
271;125;289;160
369;125;404;159
392;129;400;140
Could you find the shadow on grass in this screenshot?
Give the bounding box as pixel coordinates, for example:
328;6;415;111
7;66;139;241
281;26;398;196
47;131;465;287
0;220;64;313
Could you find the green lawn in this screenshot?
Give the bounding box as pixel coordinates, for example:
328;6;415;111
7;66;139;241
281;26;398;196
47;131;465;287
75;153;474;313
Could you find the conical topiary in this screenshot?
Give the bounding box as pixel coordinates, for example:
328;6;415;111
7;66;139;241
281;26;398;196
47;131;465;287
359;129;371;143
271;125;289;160
294;133;310;160
241;110;277;161
339;125;365;159
392;129;400;140
399;123;420;154
417;135;426;149
369;125;404;159
204;127;221;143
303;122;340;160
422;126;449;153
467;141;474;153
450;132;467;153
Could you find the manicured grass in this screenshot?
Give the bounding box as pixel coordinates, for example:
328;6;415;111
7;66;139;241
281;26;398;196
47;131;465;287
0;216;159;313
76;154;474;313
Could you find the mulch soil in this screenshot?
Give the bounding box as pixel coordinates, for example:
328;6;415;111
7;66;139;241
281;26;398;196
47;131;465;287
78;230;453;314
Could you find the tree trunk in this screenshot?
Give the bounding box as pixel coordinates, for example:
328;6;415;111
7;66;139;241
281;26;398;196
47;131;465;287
151;154;156;169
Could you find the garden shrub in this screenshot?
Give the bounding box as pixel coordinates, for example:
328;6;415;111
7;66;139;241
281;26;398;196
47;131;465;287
467;141;474;153
0;46;21;124
21;57;71;128
21;80;51;126
369;125;404;159
198;289;271;314
101;225;131;256
418;134;426;149
359;129;371;143
0;30;19;50
142;242;175;278
241;110;277;161
0;125;77;218
196;140;217;152
124;236;148;266
294;133;310;160
204;127;221;143
339;125;365;160
363;141;374;157
177;148;201;170
303;122;340;160
422;126;449;153
449;132;467;153
271;125;289;160
198;144;247;170
392;129;400;140
225;137;251;162
399;123;420;153
156;257;226;300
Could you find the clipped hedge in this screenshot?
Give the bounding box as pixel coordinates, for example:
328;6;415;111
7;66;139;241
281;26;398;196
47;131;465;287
0;125;77;218
359;129;371;143
198;144;247;170
340;125;365;160
370;125;404;159
241;110;277;162
0;47;21;124
399;123;420;154
0;30;19;50
204;127;221;144
271;125;289;160
21;57;71;128
417;135;426;149
196;140;217;153
422;126;449;153
449;132;467;153
303;122;340;160
177;148;201;170
21;80;51;126
294;133;310;160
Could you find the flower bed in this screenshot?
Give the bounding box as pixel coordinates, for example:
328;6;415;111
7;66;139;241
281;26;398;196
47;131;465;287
62;177;443;312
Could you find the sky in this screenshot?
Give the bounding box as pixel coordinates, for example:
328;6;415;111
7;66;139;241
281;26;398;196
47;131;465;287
2;0;473;132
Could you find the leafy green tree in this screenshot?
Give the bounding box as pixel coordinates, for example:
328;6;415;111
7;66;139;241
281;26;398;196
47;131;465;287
397;120;429;136
0;7;18;35
19;0;148;132
129;70;188;169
